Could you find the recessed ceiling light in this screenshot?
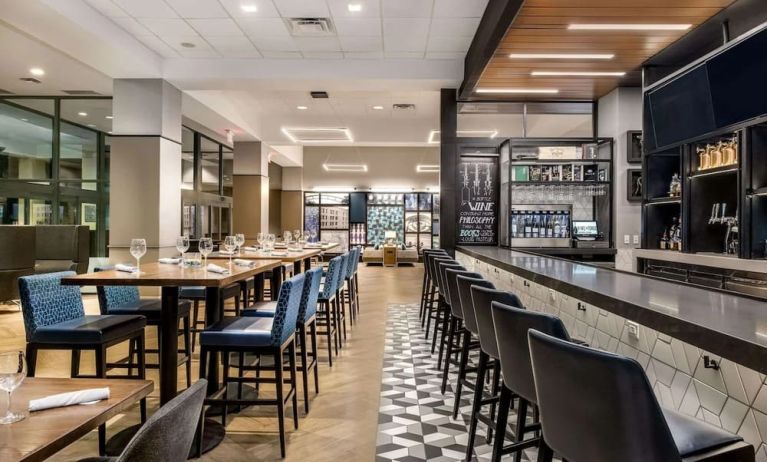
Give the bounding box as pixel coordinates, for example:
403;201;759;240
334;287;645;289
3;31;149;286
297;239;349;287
568;24;692;31
531;71;626;77
78;112;88;116
347;3;362;12
372;105;384;110
416;164;440;173
281;127;354;143
180;42;196;48
323;163;368;172
29;67;45;76
509;53;614;60
105;115;113;119
475;88;559;94
240;4;258;13
297;105;308;110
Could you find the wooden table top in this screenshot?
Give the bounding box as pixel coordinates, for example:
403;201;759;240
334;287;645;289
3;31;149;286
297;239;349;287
209;248;321;263
61;260;281;287
0;378;153;462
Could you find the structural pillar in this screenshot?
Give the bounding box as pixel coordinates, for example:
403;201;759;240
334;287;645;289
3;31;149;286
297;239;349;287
281;167;304;232
109;79;182;262
233;141;269;239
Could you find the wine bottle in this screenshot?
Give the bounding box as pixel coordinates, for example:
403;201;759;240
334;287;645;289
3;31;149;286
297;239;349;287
524;214;532;238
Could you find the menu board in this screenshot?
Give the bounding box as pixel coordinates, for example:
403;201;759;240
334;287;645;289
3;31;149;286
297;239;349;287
457;155;498;245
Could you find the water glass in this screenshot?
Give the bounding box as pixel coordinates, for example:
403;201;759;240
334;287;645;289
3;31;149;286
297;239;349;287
257;232;265;249
129;238;147;274
199;238;213;266
0;351;27;424
223;235;237;266
176;236;190;259
235;233;245;255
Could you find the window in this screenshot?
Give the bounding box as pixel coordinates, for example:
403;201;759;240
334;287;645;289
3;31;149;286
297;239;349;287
182;127;195;191
0;100;53;179
200;136;220;194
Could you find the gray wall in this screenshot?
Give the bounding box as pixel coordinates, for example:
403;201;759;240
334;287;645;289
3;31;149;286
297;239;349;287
598;87;643;271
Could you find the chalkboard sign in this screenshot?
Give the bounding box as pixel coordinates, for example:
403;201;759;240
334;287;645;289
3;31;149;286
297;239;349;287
457;155;498;245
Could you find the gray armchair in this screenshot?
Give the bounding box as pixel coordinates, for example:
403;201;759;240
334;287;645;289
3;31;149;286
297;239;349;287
0;226;36;302
34;225;89;274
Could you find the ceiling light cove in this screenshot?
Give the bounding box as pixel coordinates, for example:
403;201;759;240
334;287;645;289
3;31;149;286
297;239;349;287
347;3;362;12
372;105;384;110
428;129;498;144
509;53;614;60
568;24;692;31
416;165;440;173
281;127;354;143
77;112;88;116
29;67;45;76
296;105;308;110
475;88;559;95
322;163;368;172
531;71;626;77
240;4;258;13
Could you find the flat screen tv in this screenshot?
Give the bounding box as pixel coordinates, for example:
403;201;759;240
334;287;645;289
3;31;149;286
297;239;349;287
708;28;767;128
649;65;716;148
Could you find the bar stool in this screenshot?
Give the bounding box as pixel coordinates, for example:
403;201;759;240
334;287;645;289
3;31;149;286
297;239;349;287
454;274;493;419
198;273;305;458
420;249;446;322
422;251;449;328
424;255;453;338
342;246;360;324
317;256;343;366
335;252;350;345
182;283;242;352
434;260;464;366
19;271;147;456
440;268;482;395
241;267;323;413
351;246;362;318
95;266;193;387
465;285;523;460
528;330;753;462
489;301;572;462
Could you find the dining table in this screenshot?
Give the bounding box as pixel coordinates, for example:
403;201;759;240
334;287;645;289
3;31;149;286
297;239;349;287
0;377;152;462
209;247;322;275
61;259;281;454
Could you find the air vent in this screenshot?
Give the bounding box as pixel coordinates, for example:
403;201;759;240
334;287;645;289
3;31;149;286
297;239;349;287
393;103;416;111
19;77;41;84
62;90;102;95
0;89;13;95
310;91;329;99
286;17;335;36
281;127;353;143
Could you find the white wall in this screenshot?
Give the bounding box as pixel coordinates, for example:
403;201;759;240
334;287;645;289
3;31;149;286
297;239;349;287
598;87;643;271
303;146;439;191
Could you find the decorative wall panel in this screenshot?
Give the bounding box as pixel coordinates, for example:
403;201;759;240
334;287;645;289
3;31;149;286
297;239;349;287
367;206;404;245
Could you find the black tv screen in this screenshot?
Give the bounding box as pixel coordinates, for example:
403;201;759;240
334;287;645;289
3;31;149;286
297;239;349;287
708;29;767;128
649;65;716;148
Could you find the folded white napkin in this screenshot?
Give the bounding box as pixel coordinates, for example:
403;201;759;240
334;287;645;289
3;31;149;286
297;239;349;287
206;263;229;274
158;257;181;264
234;259;255;267
29;387;110;412
304;243;321;248
115;264;136;273
218;250;235;255
242;246;259;252
270;251;288;257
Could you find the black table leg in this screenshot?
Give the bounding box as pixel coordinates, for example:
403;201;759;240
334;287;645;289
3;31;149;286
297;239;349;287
271;268;283;297
204;286;221;394
293;259;302;274
160;286;180;405
304;257;312;272
254;273;264;302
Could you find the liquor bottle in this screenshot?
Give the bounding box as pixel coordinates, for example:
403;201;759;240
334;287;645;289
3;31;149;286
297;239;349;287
674;218;682;251
660;228;668;250
533;213;540;238
546;212;554;238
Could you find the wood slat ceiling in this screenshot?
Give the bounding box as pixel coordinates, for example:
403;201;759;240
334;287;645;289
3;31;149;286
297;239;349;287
474;0;736;101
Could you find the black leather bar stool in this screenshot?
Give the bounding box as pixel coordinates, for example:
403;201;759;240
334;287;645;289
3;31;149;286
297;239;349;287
433;259;463;365
420;250;446;322
465;285;523;460
424;255;452;337
440;267;481;394
528;330;754;462
490;302;572;462
454;274;492;420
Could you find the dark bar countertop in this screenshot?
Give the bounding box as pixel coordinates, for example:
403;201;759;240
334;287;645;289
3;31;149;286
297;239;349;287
457;246;767;374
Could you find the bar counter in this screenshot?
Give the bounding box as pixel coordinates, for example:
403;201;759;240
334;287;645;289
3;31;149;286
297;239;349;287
456;245;767;452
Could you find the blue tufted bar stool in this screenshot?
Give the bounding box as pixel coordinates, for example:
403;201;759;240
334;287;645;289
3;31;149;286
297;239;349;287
334;252;351;346
19;271;148;456
198;273;305;458
316;255;343;366
342;246;361;324
180;282;243;352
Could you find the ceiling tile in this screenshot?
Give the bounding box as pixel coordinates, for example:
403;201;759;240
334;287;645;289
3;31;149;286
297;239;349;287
140;18;198;37
294;37;342;52
162;35;212;51
382;0;433;18
384;19;429;52
301;51;344;59
250;35;298;51
188;18;244;36
433;0;488;18
206;35;255;50
333;18;381;37
219;49;263;58
384;51;425;59
84;0;128;17
425;51;465;60
112;0;178;18
327;0;380;19
236;18;291;37
111;17;154;36
429;18;480;37
344;51;384;59
272;0;329;18
164;0;228;18
261;50;303;58
135;35;180;57
427;35;471;52
218;0;281;18
339;35;382;52
177;49;220;58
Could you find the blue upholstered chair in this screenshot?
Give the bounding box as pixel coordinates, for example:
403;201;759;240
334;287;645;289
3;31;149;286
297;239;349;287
334;252;351;344
18;271;148;456
341;247;361;324
179;282;243;352
198;273;305;458
95;266;193;388
316;256;343;366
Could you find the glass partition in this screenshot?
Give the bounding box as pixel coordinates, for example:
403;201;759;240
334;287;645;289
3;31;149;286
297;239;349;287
0;100;53;179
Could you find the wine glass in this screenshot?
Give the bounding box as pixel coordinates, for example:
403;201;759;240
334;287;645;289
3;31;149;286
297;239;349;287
199;237;213;267
0;351;27;424
129;238;147;275
235;233;245;255
176;236;189;261
256;232;265;250
310;229;317;243
223;235;237;266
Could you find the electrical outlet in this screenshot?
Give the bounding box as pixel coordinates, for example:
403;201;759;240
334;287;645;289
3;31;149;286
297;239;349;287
633;235;640;245
549;289;556;302
626;321;639;339
623;234;630;244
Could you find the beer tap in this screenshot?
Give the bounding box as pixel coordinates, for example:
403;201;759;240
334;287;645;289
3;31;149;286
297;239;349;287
483;163;492;195
461;166;470;205
472;163;480;196
708;203;720;224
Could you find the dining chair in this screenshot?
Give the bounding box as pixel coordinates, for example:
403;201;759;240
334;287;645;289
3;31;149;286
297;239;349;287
316;256;343;366
76;379;208;462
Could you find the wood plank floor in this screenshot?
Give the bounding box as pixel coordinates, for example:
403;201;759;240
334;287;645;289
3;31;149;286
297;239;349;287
0;264;423;461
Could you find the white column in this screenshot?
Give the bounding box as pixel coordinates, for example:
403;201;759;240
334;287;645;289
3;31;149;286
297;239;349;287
233;141;269;238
